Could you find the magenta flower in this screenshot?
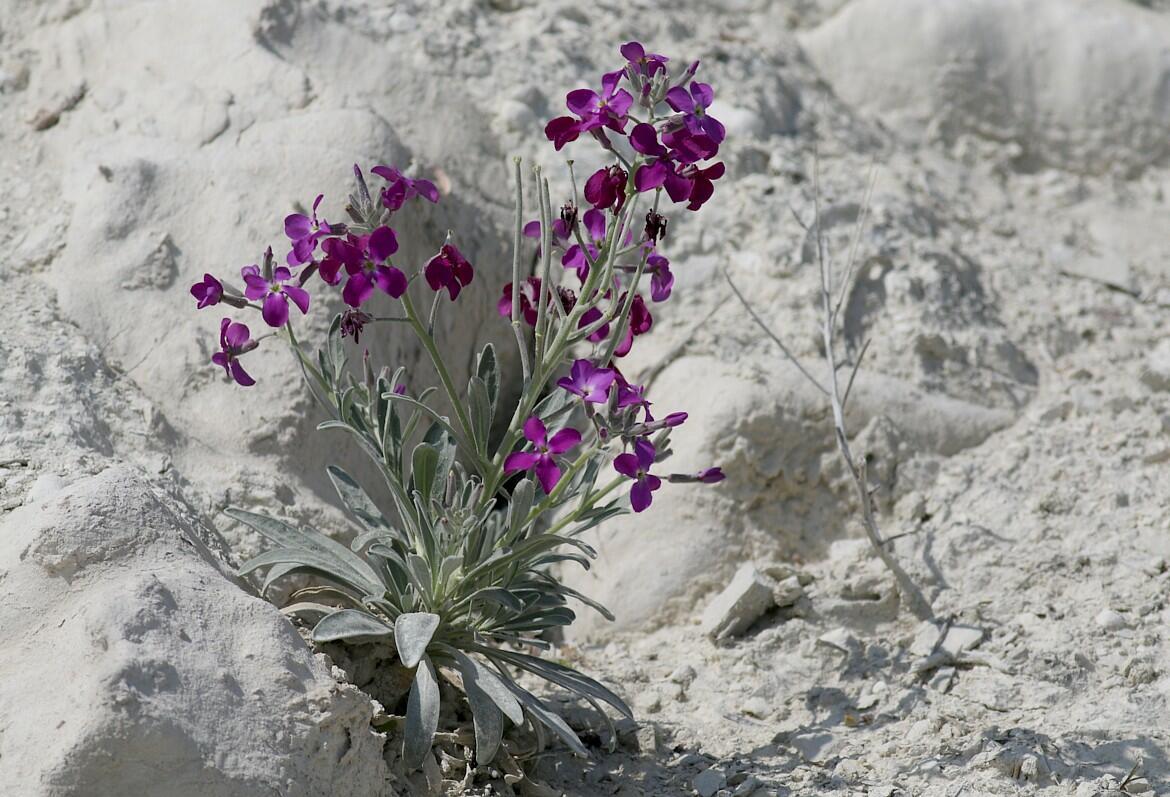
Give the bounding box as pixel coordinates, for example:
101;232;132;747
498;277;543;326
557;359;615;404
284;194;332;265
578;306;610;343
621;41;668;77
614;293;652;357
190;273;223;309
242;262;310;327
665;81;725;144
340;226;408;308
318;234;364;286
612;370;648;410
372;165;440;212
545;116;584;151
562;209;606;281
504;416;582;495
614;438;661;512
584;165;628;212
425;243;474;300
523;217;572;259
567;70;633;134
647;253;673;302
211;318;257;387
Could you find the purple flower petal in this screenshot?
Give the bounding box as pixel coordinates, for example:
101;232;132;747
534;458;562;495
261;292;290;327
665;86;695;114
374;266;407;298
283;284;311;315
224;321;252;349
547;427;581;455
284;213;312;241
634;161;669;193
607;89;634;117
523;416;548;447
620;41;645;63
504;451;540;473
229;359;256;387
368;226;399;262
412;178;440;203
582;208;606;242
613;452;640;480
634;438;656;470
342;272;374;308
630;479;654;512
566;88;600;117
690;81;714;108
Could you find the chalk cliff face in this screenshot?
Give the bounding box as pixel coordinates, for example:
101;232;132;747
1;0;1168;794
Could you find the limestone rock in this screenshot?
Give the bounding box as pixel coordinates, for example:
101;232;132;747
701;564;777;640
0;466;391;796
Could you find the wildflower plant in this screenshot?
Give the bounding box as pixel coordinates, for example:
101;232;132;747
193;42;725;769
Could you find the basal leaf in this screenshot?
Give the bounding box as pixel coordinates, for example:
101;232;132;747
404;656;440;769
311;608;394;643
395;611;440;669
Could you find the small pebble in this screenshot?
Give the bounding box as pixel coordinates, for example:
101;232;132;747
694;767;727;797
1095;608;1127;630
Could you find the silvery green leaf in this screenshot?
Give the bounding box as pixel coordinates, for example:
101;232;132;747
533;387;576;423
488;648;632;720
395;612;440;669
327;313;345;380
404;553;433;600
533;552;591;570
455;652;524;725
261;562;303;595
404;656;440;769
470;587;524;613
237;548;379;598
311;608;394;643
327;465;392;532
570;504;626;535
467;375;492;453
279;602;335;624
506;478;535;539
546;581;615;621
438;554;462;585
498;676;588;757
448;649;517;764
476;343;499;410
227;509;385;596
410;443;439;502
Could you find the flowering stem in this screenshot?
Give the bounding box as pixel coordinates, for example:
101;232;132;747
400;290;479;457
545;474;624;538
510;158;531;387
532;171;555;367
523;443;601;526
598;192;658;362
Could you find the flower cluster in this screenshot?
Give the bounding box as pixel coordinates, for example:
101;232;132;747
545;43;725;213
190;164;466;384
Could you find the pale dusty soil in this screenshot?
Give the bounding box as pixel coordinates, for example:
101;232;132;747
2;1;1169;795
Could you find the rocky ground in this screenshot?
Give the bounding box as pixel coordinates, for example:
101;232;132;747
2;0;1169;795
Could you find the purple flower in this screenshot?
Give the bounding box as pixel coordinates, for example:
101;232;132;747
562;209;606;281
318;235;364;286
211;317;257;387
339;309;373;344
621;41;668;77
566;70;634;134
612;370;648;410
190;273;223;309
578;306;610;343
659;159;726;212
545;115;584;151
614;293;652;357
523;217;572;259
371;165;440;212
557;359;615;404
697;467;725;483
339;227;408;308
665;81;725;143
504;416;582;495
498;277;543;326
584;165;628;212
667;467;726;484
242;261;310;327
425;243;474;300
284;194;332;265
614;438;661;512
647;253;673;302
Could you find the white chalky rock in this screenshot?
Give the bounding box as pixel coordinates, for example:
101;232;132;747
801;0;1170;174
1142;340;1170;392
701;563;777;639
1095;608;1127;630
0;466;391;796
